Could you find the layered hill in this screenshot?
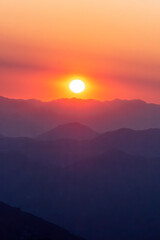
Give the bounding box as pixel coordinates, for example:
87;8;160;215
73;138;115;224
0;128;160;239
92;128;160;157
0;128;160;169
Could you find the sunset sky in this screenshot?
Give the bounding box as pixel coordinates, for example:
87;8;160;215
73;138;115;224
0;0;160;103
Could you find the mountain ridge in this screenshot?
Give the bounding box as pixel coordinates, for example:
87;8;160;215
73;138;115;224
0;95;157;104
0;95;160;137
0;201;85;240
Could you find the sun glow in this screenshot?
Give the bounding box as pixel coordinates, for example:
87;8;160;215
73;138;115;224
69;79;86;93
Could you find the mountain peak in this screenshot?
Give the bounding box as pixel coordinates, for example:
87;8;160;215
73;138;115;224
38;122;99;141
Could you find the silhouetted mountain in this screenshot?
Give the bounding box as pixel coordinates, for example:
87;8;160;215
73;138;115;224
38;122;99;141
1;96;160;136
0;201;85;240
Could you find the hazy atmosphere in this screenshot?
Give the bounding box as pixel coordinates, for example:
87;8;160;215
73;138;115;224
0;0;160;102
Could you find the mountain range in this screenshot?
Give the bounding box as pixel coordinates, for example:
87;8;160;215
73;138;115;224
1;96;160;137
0;124;160;239
1;96;160;239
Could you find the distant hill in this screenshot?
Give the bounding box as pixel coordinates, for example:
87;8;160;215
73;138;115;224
92;128;160;157
38;122;99;141
0;201;85;240
1;96;160;137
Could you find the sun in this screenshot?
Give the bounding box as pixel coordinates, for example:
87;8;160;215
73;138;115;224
69;79;86;93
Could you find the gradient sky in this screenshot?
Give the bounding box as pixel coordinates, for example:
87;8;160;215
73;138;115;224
0;0;160;103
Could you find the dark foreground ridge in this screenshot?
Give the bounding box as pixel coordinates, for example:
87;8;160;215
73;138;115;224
0;201;85;240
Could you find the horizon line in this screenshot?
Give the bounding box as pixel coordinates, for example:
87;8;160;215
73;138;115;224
0;95;158;105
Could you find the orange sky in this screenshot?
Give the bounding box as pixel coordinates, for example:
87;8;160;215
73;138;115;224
0;0;160;103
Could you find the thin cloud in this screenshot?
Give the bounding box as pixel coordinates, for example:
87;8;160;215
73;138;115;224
0;58;50;72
